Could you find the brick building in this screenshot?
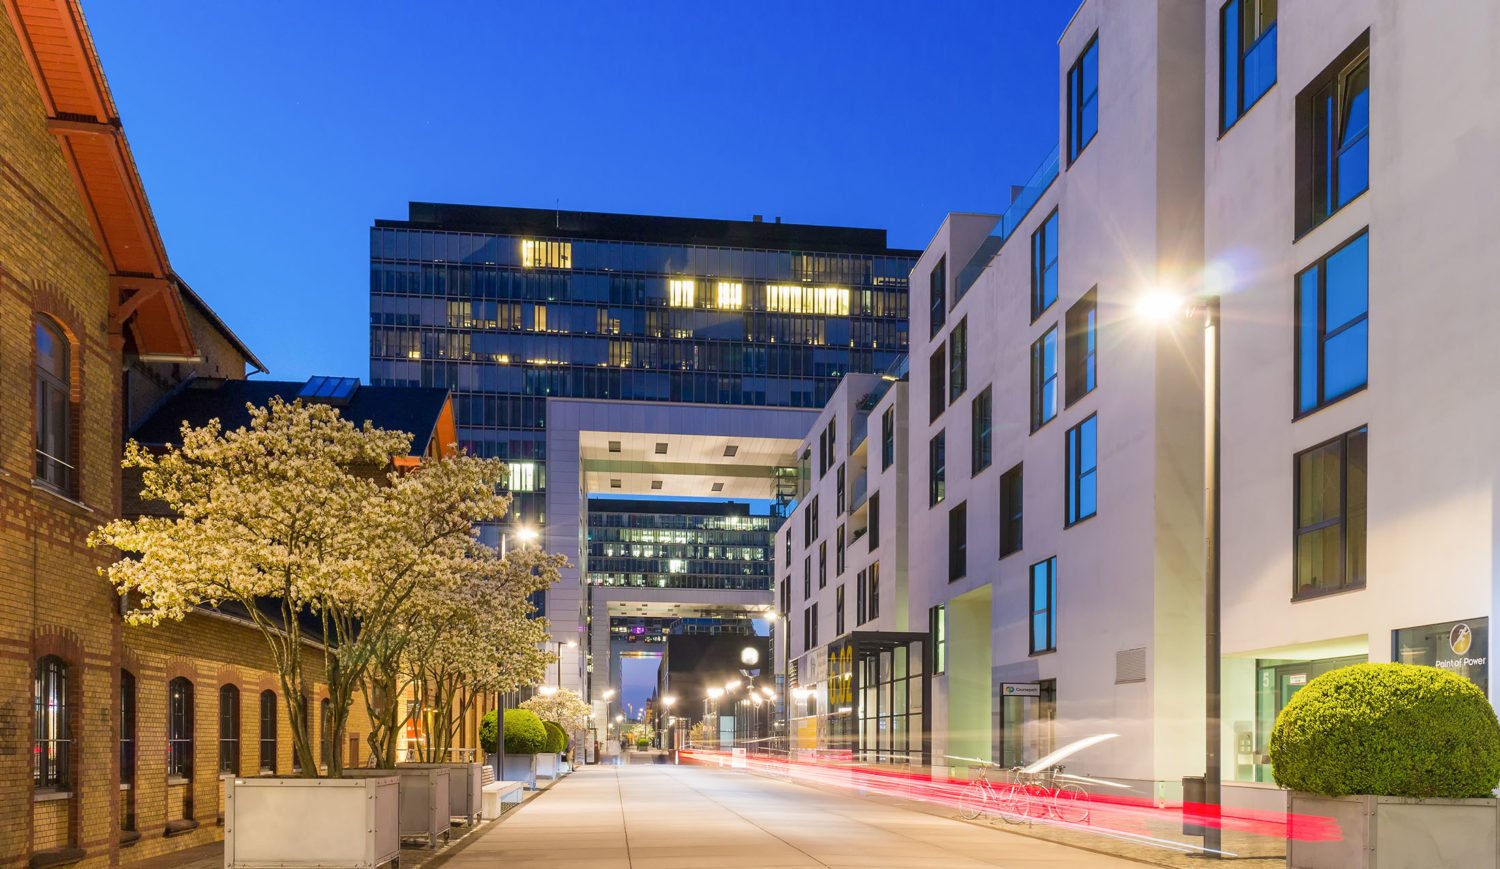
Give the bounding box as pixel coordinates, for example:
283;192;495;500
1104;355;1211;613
0;4;481;868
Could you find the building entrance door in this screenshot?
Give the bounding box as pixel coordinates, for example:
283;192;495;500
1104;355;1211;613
1253;655;1364;781
999;679;1055;768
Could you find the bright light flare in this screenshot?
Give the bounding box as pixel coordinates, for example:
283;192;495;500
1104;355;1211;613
538;685;558;696
1135;290;1187;323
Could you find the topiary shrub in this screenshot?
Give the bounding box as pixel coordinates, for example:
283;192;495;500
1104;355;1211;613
543;721;567;754
479;710;498;755
503;709;547;755
1270;663;1500;798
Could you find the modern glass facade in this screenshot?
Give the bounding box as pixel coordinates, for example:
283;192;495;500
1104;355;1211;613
587;499;781;593
370;204;916;527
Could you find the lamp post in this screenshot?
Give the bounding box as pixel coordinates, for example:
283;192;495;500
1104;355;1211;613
1138;290;1221;857
660;696;676;751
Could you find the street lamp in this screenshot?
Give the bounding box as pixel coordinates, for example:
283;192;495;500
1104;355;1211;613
661;696;676;751
1137;288;1222;857
501;523;540;556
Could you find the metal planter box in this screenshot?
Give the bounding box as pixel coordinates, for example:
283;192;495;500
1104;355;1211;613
536;753;562;779
224;775;399;869
344;767;451;848
399;762;483;826
1287;792;1499;869
501;753;537;789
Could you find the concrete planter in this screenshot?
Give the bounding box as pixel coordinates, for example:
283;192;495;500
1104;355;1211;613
502;753;538;789
399;762;483;826
344;767;452;848
224;775;399;868
1287;792;1499;869
536;753;562;779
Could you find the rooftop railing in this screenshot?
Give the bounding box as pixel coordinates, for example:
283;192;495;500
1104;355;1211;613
954;145;1060;300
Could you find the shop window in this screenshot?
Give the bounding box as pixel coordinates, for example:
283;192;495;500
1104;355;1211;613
1294;426;1367;599
34;656;70;790
219;684;240;774
167;677;194;780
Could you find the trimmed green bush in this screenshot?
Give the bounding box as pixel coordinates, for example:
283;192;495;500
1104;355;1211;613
503;709;547;755
635;738;650;750
479;710;498;755
1270;663;1500;798
543;721;567;754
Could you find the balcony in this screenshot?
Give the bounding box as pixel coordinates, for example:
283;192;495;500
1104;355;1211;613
954;145;1060;300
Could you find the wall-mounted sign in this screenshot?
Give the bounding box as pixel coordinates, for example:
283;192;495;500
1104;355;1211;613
1287;673;1307;686
1001;682;1041;698
1394;617;1488;696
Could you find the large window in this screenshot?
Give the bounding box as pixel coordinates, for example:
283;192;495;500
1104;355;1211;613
1297;34;1369;233
1000;463;1023;558
259;690;277;773
949;318;967;403
930;605;947;674
1295;426;1367;599
1065;415;1098;526
1030;557;1058;654
1067;36;1099;163
1296;230;1368;415
928;431;946;507
34;656;69;790
1220;0;1277;132
1030;210;1059;319
930;256;946;337
167;677;194;780
929;346;945;422
219;684;240;774
971;386;993;475
34;317;73;493
1065;288;1097;406
121;670;137;786
949;502;967;582
881;407;895;470
1030;326;1058;432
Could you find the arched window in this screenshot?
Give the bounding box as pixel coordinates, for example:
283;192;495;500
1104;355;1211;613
34;317;73;493
319;698;333;768
167;678;194;780
258;690;277;774
219;685;240;775
34;656;69;790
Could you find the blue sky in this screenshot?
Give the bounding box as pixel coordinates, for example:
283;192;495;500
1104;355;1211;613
85;0;1081;382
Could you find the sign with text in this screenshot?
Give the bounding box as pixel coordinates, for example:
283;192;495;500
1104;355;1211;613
1394;617;1488;695
1001;682;1041;698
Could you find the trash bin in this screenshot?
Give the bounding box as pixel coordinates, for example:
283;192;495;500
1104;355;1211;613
1181;775;1205;836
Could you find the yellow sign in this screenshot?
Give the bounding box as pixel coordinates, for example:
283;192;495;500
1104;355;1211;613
827;645;854;707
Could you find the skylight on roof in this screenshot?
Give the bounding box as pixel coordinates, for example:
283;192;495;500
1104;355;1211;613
298;376;360;403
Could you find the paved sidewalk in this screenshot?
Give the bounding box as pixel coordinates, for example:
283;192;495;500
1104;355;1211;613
436;763;1143;868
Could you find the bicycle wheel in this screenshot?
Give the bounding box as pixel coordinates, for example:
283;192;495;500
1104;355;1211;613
1051;784;1090;824
992;783;1031;824
958;780;991;820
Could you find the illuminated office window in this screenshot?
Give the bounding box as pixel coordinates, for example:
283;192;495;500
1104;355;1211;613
508;461;540;492
521;239;572;269
716;282;744;310
669;279;697;308
765;285;850;316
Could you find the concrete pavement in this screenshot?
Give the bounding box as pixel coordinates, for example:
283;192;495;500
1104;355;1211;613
436;762;1144;868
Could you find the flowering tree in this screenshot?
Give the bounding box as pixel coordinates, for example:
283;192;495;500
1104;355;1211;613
368;544;560;766
520;689;593;735
90;397;537;776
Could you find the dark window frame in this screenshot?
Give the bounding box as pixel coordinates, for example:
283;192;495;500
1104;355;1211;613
1293;426;1368;601
1295;32;1371;236
949;318;968;404
1295;228;1369;418
818;541;827;589
1030;210;1060;320
929;345;946;422
1030;325;1059;433
1067;36;1099;164
835;524;846;576
33;316;74;495
835;584;846;636
930;605;947;674
1065;414;1098;527
167;677;195;781
930;255;947;338
219;684;241;775
971;386;993;475
880;406;895;470
867;562;880;620
1029;557;1058;655
34;655;70;791
1064;287;1097;407
928;431;946;508
1219;0;1278;134
869;492;881;551
121;670;137;786
999;463;1024;559
259;690;277;773
948;501;968;582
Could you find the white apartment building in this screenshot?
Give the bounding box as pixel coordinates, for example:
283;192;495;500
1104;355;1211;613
779;0;1500;812
775;371;920;762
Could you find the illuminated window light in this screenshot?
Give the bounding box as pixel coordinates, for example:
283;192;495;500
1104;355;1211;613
521;239;572;269
765;284;849;316
716;282;744;310
508;461;538;492
669;279;696;308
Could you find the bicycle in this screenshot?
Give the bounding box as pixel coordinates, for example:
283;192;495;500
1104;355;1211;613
957;763;1090;825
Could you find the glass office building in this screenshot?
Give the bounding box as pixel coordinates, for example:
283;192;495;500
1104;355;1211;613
369;203;916;527
587;499;780;593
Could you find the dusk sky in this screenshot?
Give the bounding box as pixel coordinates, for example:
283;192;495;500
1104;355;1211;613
85;1;1081;382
